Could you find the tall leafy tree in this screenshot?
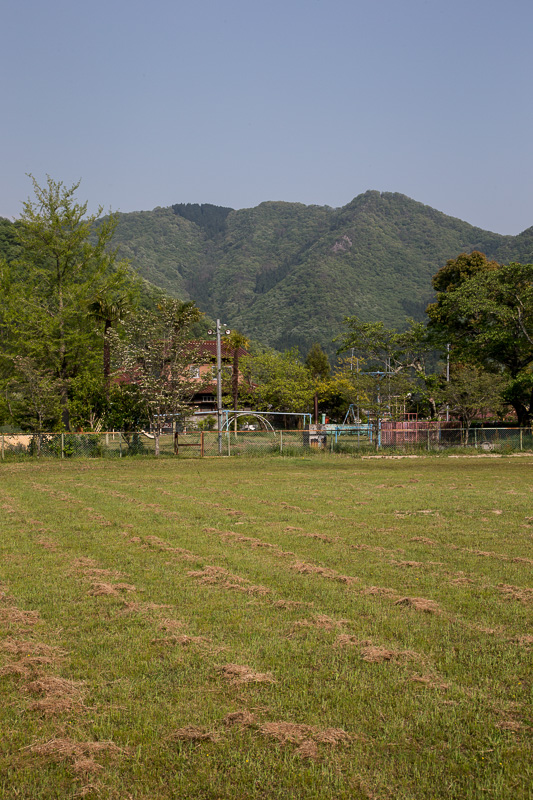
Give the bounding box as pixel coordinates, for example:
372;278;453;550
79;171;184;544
305;343;330;422
2;176;134;428
88;287;138;396
436;364;506;441
223;330;250;430
427;259;533;424
111;299;208;455
336;316;432;423
240;347;314;421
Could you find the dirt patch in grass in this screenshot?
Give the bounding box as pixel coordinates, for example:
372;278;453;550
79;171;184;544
360;646;420;664
409;536;437;545
497;718;528;732
0;656;56;678
291;614;350;633
219;664;276;685
26;737;125;772
223;710;257;727
145;536;196;560
335;635;372;648
462;548;533;566
282;526;337;543
170;726;221;743
214;529;294;557
512;634;533;647
449;574;475;585
361;586;399;597
70;557;99;570
498;584;533;604
0;606;41;629
187;566;270;596
411;674;450;690
259;721;351;750
152;633;213;650
294;739;319;759
88;582;137;596
291;560;358;586
0;638;64;658
395;596;441;614
273;599;313;610
26;676;86;715
35;538;59;550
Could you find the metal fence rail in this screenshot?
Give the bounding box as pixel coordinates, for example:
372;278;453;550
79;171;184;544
1;427;532;460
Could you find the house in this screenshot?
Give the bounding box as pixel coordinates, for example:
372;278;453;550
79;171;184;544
186;340;249;421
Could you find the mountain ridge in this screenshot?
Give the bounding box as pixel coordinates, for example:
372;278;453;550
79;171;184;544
4;191;531;355
108;191;533;354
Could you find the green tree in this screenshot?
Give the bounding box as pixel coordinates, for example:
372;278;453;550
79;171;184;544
88;286;138;396
431;251;499;293
68;372;109;432
305;343;330;422
106;384;149;453
5;356;62;433
336;316;432;426
2;176;135;429
427;260;533;424
240;347;314;421
437;364;507;442
222;330;250;427
111;299;208;455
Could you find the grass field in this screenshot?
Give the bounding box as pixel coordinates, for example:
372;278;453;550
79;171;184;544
0;454;531;799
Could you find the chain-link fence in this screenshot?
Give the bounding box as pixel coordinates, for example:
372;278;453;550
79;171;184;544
1;427;532;460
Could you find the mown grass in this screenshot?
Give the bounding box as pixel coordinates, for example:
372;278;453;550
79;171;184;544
0;454;531;799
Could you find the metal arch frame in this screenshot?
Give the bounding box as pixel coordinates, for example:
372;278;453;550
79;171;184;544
221;412;276;433
220;410;312;433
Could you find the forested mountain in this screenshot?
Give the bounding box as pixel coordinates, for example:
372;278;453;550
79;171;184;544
5;192;533;355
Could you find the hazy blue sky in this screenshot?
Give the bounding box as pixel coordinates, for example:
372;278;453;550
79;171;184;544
2;0;532;234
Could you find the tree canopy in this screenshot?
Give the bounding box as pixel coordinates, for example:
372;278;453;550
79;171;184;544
427;255;533;424
0;176;138;430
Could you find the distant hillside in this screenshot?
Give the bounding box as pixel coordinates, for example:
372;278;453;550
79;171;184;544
7;191;533;356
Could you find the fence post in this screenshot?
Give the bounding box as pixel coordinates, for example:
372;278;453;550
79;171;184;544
280;430;283;454
61;433;65;459
1;434;4;460
200;431;204;457
427;428;430;452
520;428;523;451
474;429;477;449
119;435;122;458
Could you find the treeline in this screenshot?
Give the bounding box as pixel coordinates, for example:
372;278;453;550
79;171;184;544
2;178;532;437
0;178;212;436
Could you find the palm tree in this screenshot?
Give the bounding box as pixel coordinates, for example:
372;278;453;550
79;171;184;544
88;293;131;397
224;330;250;431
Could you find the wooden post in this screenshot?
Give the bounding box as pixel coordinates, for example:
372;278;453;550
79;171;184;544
200;431;204;456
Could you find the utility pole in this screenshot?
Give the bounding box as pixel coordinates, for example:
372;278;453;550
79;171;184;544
216;319;223;454
208;319;231;455
446;343;450;422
